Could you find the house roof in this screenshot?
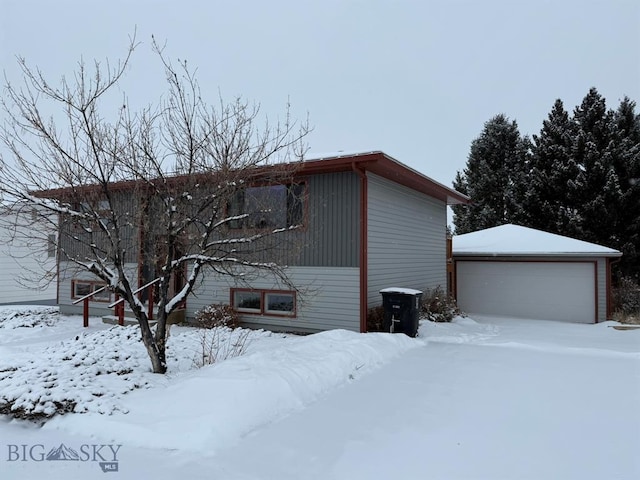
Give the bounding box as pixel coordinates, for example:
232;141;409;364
453;224;622;257
33;151;470;206
300;151;469;205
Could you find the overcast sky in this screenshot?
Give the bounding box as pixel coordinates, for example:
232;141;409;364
1;0;639;188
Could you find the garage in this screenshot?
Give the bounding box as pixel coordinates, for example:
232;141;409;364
452;224;622;323
455;260;595;322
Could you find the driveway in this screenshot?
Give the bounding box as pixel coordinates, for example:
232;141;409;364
208;317;640;480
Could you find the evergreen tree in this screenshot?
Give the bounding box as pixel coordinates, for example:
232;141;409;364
610;97;640;277
525;99;581;234
570;88;620;245
452;114;530;233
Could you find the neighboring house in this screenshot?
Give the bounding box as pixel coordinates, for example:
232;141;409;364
52;151;469;332
452;224;622;323
0;204;57;305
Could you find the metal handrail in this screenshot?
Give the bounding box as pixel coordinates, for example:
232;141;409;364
72;285;108;305
108;277;161;308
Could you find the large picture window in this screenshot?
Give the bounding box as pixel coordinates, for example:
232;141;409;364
228;183;305;229
231;289;296;317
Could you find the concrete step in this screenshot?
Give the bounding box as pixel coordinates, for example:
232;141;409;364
102;315;157;327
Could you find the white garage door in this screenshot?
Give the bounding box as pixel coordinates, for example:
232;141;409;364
456;261;596;323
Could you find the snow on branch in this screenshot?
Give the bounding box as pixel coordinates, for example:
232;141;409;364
205;224;299;247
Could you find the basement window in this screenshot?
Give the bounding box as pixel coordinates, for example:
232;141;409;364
231;289;296;317
72;280;110;302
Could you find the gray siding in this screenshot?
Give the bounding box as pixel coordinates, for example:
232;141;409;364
299;172;360;267
367;173;447;307
596;258;607;321
59;192;140;264
188;266;360;333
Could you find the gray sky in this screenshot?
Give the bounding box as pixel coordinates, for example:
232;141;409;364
1;0;639;188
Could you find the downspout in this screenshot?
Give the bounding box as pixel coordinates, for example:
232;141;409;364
352;162;368;333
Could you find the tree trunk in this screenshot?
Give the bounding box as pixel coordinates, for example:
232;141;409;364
137;312;167;374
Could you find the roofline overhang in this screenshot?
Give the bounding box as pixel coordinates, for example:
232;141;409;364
32;150;470;205
299;151;469;205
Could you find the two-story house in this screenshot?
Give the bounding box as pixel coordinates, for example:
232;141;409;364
50;151;469;333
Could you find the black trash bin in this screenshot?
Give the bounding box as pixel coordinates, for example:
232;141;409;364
380;288;423;337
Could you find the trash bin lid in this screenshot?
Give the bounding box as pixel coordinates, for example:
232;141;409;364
379;287;423;296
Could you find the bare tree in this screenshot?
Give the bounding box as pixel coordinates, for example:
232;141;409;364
0;35;310;373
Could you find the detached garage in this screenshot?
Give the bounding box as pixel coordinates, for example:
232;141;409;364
452;224;622;323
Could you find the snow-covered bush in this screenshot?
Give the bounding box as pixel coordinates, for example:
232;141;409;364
0;306;59;329
612;276;640;324
420;286;461;323
194;303;240;329
0;326;152;420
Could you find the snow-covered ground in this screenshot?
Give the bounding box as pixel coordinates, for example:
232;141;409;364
1;306;639;479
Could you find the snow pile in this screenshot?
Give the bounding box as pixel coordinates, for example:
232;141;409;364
418;315;500;343
47;329;420;453
0;305;60;329
0;323;274;420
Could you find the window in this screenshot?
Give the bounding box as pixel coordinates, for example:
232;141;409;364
265;292;295;315
71;199;113;230
72;280;110;302
231;289;296;317
233;290;262;313
228;183;305;229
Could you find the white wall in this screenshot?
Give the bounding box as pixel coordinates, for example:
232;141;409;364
0;210;57;304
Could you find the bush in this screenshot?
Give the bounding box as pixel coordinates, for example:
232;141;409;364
194;303;240;329
192;326;251;368
366;305;385;332
612;276;640;324
192;304;249;367
420;286;460;323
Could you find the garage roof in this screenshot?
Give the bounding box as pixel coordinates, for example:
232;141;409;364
453;224;622;257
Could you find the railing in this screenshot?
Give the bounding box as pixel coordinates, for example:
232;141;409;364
108;278;161;325
72;278;161;328
72;285;108;328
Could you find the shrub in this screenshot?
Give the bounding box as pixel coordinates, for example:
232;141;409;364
420;286;460;323
193;326;252;368
612;276;640;324
366;305;385;332
194;303;240;329
192;304;249;367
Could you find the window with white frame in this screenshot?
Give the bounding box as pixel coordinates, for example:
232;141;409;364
231;289;296;317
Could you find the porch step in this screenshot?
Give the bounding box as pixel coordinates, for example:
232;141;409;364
102;315;157;327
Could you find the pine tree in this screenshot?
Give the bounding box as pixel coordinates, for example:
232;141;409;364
610;97;640;277
524;99;582;234
570;88;620;245
452;114;530;233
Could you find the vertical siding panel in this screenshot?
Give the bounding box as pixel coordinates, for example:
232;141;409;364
300;172;359;267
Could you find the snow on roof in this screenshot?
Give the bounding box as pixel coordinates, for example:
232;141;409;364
453;224;622;257
306;150;381;160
